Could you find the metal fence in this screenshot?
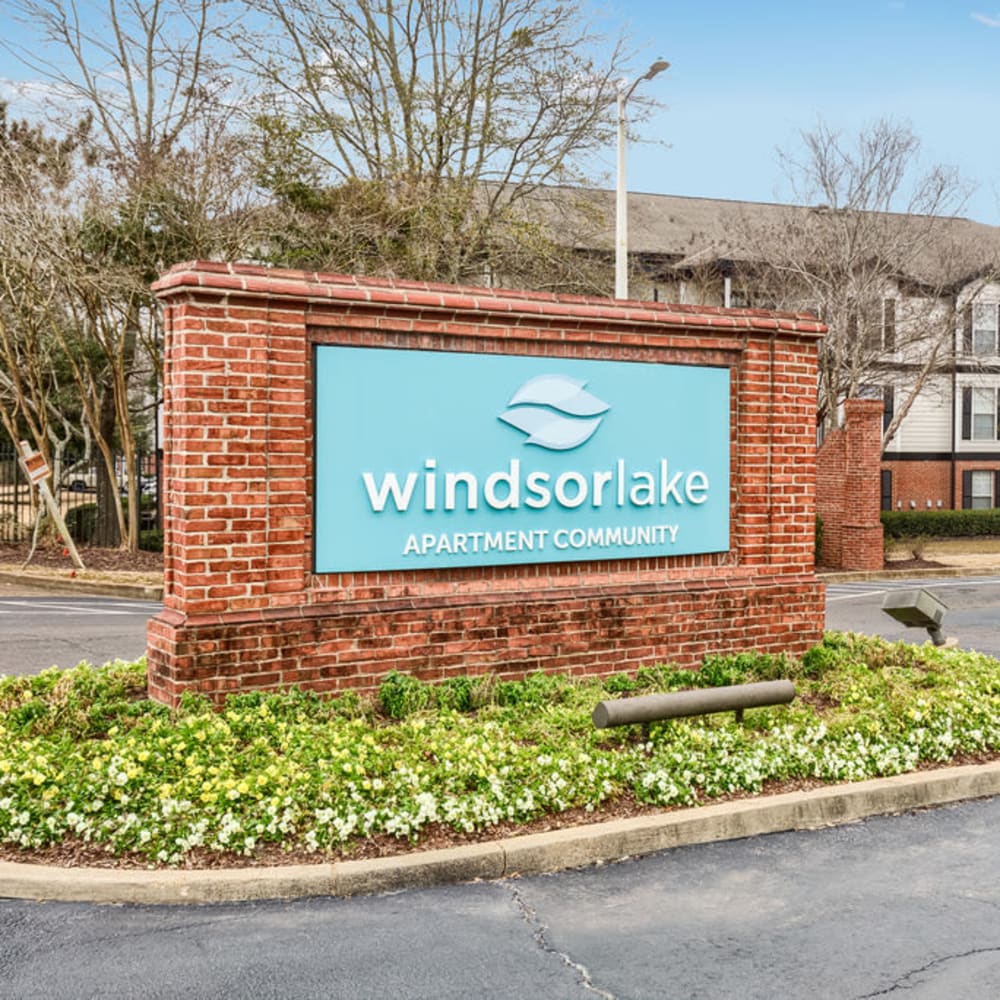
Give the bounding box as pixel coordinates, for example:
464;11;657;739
0;446;161;546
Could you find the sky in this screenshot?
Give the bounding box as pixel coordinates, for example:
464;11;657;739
1;0;998;226
607;1;1000;225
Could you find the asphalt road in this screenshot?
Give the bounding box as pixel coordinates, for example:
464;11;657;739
3;574;1000;677
825;575;1000;658
2;795;999;999
0;595;160;675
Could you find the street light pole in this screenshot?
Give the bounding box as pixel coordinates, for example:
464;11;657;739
615;59;670;300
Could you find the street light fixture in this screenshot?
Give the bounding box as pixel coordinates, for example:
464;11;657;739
615;59;670;300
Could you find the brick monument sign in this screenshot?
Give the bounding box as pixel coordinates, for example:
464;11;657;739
147;262;827;706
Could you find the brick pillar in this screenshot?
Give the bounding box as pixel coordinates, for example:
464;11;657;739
816;399;884;571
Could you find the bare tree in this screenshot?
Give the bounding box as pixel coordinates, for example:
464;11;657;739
3;0;265;548
236;0;636;284
4;0;237;178
0;102;92;488
720;119;996;446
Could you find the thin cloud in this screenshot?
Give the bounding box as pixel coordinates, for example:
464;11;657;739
0;77;80;105
971;11;1000;26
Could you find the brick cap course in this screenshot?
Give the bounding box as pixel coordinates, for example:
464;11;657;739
154;570;823;630
152;261;828;337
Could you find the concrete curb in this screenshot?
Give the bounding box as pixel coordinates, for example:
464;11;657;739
3;762;999;906
0;570;163;601
818;565;1000;584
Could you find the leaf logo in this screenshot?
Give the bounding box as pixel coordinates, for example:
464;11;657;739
498;375;610;450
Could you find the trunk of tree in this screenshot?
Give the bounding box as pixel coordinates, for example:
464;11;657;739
94;387;121;548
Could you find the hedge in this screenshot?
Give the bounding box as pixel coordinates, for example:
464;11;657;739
881;508;1000;539
64;502;161;550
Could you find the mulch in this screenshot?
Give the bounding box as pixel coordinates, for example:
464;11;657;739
0;543;163;575
881;557;947;571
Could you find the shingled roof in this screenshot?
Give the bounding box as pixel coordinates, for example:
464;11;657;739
522;185;1000;290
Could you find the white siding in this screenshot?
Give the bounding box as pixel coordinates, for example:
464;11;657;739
885;375;952;452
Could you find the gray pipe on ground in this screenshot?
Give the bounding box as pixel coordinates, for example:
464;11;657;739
592;679;796;729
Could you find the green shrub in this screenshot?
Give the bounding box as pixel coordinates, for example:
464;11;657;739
0;659;152;738
64;503;98;544
496;670;567;707
632;663;693;691
699;651;794;686
801;632;854;678
62;500;161;548
378;671;433;719
881;508;1000;539
140;528;163;552
604;672;640;694
436;676;474;713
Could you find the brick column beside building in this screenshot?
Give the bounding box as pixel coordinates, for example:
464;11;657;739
816;399;885;571
147;262;828;706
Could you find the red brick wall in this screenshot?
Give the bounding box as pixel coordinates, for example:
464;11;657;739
884;460;1000;512
883;461;953;511
816;399;885;570
147;262;827;705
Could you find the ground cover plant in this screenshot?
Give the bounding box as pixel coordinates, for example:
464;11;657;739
1;632;999;867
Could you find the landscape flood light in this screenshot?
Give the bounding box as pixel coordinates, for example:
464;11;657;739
881;588;949;646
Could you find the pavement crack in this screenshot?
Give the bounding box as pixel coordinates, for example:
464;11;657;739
510;887;620;1000
855;946;1000;997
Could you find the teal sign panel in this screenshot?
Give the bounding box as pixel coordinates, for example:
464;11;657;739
313;347;730;572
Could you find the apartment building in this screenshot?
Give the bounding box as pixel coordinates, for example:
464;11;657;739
530;187;1000;511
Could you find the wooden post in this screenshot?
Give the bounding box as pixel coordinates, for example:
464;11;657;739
17;441;86;570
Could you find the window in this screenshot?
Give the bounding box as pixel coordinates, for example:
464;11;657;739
961;387;1000;441
847;307;859;341
963;303;1000;355
970;471;993;508
858;384;895;434
880;469;893;511
882;298;896;351
882;385;895;435
962;470;1000;509
974;389;999;440
855;298;896;351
